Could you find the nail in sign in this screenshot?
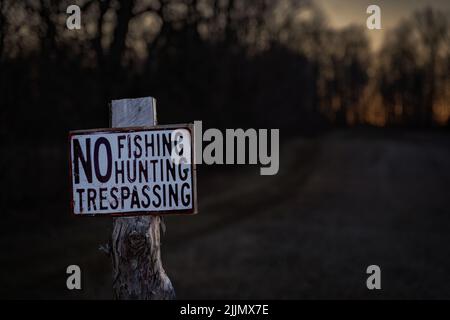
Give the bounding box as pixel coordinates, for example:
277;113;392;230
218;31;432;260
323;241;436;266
69;124;197;216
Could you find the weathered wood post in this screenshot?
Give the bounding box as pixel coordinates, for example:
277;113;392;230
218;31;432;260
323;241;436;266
110;97;175;299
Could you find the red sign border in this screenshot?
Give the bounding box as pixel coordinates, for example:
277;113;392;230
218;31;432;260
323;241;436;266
68;123;198;217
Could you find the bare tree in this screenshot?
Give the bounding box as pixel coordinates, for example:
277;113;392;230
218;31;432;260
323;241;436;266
414;7;448;126
377;7;448;127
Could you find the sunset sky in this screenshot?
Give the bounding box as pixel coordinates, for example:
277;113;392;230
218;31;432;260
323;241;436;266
314;0;450;50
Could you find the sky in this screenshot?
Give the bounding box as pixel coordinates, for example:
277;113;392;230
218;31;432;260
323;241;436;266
314;0;450;50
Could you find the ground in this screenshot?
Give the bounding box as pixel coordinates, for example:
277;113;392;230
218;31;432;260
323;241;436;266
1;128;450;299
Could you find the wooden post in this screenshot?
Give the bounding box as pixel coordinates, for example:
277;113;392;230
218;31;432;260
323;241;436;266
110;97;175;300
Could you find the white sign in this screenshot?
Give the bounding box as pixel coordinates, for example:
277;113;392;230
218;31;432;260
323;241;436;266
69;124;197;216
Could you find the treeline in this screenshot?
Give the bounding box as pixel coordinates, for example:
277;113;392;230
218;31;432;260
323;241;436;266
0;0;449;147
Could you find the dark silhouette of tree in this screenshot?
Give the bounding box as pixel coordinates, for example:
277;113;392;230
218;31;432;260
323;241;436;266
0;0;6;63
377;7;449;127
415;7;448;126
328;26;370;126
0;0;448;153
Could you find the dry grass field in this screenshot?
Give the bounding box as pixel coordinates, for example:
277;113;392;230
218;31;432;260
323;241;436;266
1;128;450;299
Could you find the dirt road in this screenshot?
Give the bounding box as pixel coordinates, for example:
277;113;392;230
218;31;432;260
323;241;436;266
164;129;450;299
